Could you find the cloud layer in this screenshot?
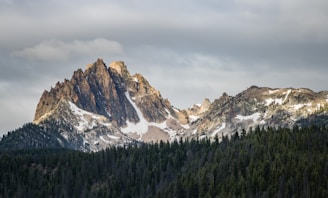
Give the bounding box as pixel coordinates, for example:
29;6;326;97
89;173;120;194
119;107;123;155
1;0;328;135
14;39;123;61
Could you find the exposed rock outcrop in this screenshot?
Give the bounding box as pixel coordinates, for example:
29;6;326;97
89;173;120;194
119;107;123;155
34;59;140;127
186;86;328;140
32;59;188;151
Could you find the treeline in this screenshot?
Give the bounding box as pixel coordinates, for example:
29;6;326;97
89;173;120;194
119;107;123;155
0;123;67;150
0;125;328;197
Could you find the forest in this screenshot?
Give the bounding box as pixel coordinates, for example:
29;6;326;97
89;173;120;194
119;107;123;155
0;125;328;198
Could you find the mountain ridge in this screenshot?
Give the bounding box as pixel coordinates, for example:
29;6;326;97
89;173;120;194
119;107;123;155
1;59;328;151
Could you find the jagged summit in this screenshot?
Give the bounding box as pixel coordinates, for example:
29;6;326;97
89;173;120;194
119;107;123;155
109;61;130;77
31;59;188;151
85;58;106;70
34;59;138;126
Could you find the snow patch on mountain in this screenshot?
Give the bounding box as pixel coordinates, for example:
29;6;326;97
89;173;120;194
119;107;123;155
100;136;110;144
189;115;200;123
265;98;283;106
265;89;291;106
268;89;279;94
283;89;291;102
122;92;173;139
107;134;119;140
105;109;112;117
212;123;226;137
293;103;312;110
69;102;111;132
121;92;152;136
236;112;261;122
192;129;198;135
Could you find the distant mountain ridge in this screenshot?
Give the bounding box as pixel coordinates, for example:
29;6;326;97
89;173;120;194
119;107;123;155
182;86;328;141
1;59;328;151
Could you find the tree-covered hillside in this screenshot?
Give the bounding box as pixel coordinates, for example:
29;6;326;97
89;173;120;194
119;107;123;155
0;125;328;197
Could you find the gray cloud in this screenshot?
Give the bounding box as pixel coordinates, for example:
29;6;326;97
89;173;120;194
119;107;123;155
1;0;328;135
13;38;123;61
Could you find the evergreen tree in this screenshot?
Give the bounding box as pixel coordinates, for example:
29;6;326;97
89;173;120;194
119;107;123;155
0;125;328;197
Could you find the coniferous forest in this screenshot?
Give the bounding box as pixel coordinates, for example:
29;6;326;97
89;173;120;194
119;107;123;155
0;126;328;198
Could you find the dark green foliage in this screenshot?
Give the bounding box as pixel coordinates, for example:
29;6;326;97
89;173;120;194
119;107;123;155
0;123;66;150
296;113;328;127
1;126;328;197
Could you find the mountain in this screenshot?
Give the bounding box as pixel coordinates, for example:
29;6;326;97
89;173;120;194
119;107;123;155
14;59;188;151
183;86;328;141
1;59;328;151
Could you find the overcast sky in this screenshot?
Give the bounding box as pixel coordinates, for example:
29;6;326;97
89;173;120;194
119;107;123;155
1;0;328;135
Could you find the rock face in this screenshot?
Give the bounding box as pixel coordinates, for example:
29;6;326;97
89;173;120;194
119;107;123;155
32;59;187;151
34;59;139;127
1;59;328;152
183;86;328;140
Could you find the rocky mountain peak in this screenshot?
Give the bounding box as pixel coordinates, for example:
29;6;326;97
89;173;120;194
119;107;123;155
34;59;141;127
129;73;161;98
109;61;130;79
83;58;110;81
189;86;328;139
86;58;106;69
198;98;211;114
30;59;191;151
